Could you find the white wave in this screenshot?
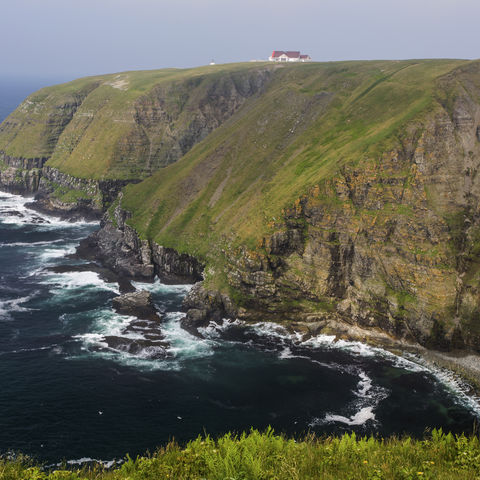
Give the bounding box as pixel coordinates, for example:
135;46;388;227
311;367;387;428
402;353;480;417
0;294;36;320
38;245;77;261
72;309;164;368
39;271;120;294
0;190;98;228
0;344;61;356
80;309;138;338
324;407;376;426
72;309;215;371
0;239;64;247
198;318;244;339
243;320;480;418
162;311;215;360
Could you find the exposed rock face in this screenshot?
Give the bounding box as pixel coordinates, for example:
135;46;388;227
28;166;137;220
0;153;46;193
215;70;480;352
77;197;203;282
181;283;237;334
112;290;160;321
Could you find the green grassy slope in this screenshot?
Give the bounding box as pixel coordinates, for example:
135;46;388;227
2;429;479;479
119;60;467;281
0;63;274;180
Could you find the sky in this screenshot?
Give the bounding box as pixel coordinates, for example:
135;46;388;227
1;0;479;81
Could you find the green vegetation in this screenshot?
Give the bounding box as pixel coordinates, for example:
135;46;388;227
1;429;480;479
51;185;90;204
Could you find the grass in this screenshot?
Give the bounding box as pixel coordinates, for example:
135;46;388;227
52;185;90;204
1;429;480;479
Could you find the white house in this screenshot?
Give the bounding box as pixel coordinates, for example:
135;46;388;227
269;51;312;62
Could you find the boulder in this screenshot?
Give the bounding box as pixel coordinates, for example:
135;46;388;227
112;290;160;321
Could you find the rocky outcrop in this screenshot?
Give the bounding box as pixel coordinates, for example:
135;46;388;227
77;197;203;282
0;153;139;219
0;153;47;193
26;166;138;220
181;283;237;334
112;290;160;321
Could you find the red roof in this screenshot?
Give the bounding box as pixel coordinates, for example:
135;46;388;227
300;54;310;59
271;50;301;58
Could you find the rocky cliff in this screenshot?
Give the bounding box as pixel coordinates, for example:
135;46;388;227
4;60;480;353
77;195;203;282
81;60;480;353
0;64;274;217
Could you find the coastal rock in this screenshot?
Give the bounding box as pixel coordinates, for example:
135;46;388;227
112;290;160;321
181;282;236;335
77;197;203;282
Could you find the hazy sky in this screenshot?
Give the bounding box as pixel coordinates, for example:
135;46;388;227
1;0;479;80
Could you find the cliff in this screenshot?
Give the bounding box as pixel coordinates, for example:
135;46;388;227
0;64;273;215
4;60;480;352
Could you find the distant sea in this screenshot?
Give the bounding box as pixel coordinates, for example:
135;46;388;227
0;76;68;123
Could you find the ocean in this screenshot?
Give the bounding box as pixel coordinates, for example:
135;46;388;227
0;81;479;465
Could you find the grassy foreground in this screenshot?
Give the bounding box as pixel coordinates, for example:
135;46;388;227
1;429;480;480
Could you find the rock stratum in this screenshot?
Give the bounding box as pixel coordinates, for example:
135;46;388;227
3;60;480;352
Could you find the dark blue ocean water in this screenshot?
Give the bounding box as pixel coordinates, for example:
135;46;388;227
0;192;478;465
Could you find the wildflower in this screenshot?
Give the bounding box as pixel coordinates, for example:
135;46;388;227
363;460;368;464
417;473;424;476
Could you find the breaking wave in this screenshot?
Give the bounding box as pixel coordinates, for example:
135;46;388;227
0;191;97;228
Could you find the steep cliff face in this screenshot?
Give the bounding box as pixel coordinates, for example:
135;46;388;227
0;154;46;193
91;60;480;352
5;60;480;352
215;65;480;351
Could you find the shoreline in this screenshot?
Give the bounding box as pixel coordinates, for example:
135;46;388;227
288;317;480;399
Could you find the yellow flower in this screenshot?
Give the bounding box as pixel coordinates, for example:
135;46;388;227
417;473;424;476
363;460;368;464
